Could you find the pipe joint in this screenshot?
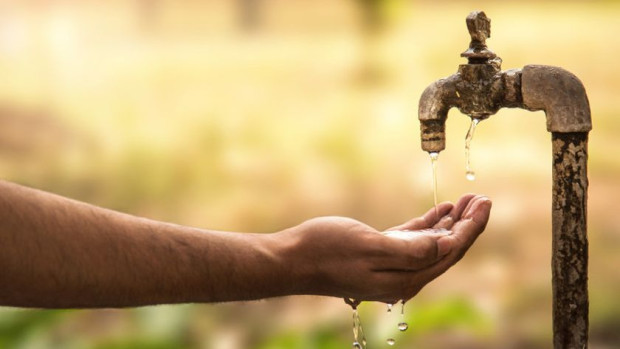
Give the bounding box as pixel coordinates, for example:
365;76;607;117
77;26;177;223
522;65;592;133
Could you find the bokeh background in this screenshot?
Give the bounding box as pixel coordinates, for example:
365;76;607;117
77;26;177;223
1;0;618;348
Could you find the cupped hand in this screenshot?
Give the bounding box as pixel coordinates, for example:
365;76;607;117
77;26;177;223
280;194;491;303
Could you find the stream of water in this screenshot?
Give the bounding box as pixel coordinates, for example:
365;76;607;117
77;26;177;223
429;152;439;218
465;118;480;181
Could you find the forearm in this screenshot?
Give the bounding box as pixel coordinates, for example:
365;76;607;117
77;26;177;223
0;180;491;308
0;180;290;308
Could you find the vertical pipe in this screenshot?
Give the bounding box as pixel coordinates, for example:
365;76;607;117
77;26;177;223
551;132;589;348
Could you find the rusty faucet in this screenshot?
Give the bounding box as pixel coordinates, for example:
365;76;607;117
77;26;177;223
418;11;592;348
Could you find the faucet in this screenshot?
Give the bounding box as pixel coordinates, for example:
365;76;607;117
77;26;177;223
418;11;592;348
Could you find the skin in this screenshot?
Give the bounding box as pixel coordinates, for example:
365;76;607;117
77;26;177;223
0;180;491;308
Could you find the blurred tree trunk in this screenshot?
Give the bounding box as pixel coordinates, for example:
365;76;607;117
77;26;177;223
354;0;405;84
238;0;261;32
359;0;385;35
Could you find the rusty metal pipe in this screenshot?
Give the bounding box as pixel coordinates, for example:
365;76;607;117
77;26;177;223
551;132;589;348
522;65;592;133
521;64;591;348
417;11;592;348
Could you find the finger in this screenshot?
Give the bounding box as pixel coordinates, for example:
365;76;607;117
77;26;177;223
449;195;492;250
387;202;454;232
377;195;476;270
376;195;484;272
372;233;449;272
426;196;492;277
432;193;476;230
369;197;491;302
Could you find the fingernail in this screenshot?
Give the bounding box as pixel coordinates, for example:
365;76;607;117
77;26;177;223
479;195;491;203
465;196;492;218
478;196;492;209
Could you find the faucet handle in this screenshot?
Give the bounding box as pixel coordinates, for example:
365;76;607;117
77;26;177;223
466;11;491;46
461;11;497;63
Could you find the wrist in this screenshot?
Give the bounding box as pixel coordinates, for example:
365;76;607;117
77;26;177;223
270;221;329;298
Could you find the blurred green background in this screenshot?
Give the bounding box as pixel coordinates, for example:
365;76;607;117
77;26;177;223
0;0;618;348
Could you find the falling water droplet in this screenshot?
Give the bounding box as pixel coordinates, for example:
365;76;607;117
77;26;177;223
465;118;479;181
387;303;393;313
398;300;409;331
387;338;396;346
344;299;366;348
350;307;366;349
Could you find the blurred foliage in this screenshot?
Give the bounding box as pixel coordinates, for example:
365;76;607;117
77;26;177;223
1;0;619;348
256;327;343;349
406;297;491;336
0;309;68;348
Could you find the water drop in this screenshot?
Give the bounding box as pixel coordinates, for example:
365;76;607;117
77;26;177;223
398;322;409;331
352;342;362;349
387;338;396;346
387;303;393;312
466;170;476;181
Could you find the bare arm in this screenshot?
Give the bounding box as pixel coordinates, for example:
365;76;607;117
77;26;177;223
0;180;292;307
0;180;491;308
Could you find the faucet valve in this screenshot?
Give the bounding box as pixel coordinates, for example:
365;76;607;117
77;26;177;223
418;10;518;153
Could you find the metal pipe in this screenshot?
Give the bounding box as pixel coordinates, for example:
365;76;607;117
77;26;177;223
521;64;591;348
551;132;589;348
417;11;592;348
521;65;592;133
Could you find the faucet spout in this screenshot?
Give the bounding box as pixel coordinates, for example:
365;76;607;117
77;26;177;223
418;75;459;153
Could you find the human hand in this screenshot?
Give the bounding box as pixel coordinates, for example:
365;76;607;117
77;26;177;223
278;194;491;303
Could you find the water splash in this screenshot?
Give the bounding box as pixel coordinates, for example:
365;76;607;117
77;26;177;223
383;228;452;240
